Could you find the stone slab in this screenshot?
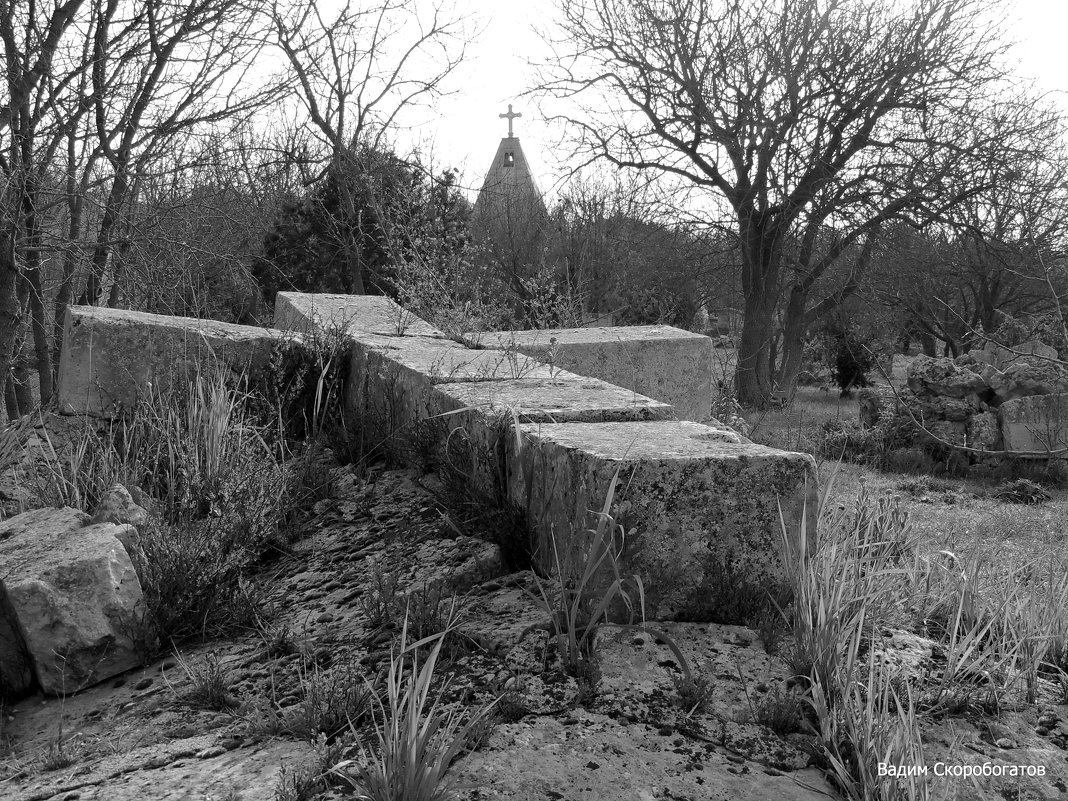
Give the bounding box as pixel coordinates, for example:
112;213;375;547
425;376;676;499
0;507;153;695
506;420;816;619
56;306;301;417
274;291;446;338
473;325;712;421
999;393;1068;454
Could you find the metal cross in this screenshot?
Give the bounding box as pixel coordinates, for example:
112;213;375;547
499;104;521;137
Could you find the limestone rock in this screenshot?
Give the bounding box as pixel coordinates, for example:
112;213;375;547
988;361;1068;404
0;593;33;699
999;393;1068;454
907;356;987;399
56;305;305;417
507;421;816;619
453;712;834;801
90;484;149;552
0;508;154;695
973;339;1059;371
967;411;1001;450
474;325;714;422
925;419;967;447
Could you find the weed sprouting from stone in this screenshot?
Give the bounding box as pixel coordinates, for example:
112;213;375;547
673;672;713;716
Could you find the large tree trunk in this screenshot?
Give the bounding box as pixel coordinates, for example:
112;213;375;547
777;284;809;399
734;214;781;407
735;295;776;406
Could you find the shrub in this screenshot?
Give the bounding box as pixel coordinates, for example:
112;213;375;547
993;478;1051;505
816;316;879;396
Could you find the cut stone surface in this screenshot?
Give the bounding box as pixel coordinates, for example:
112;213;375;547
345;335;568;459
274;291;447;338
427;376;676;497
473;325;712;421
506;420;817;618
0;507;153;695
1000;393;1068;454
57;306;302;417
453;710;834;801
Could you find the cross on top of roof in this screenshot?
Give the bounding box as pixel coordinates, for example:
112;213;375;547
499;104;521;137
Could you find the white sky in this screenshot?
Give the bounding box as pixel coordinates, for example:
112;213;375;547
396;0;1068;203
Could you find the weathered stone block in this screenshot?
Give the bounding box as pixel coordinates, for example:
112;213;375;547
427;377;675;498
999;393;1068;454
0;508;154;695
967;411;1001;450
56;306;302;417
274;291;446;339
988;361;1068;404
505;420;816;619
474;325;712;421
344;335;566;452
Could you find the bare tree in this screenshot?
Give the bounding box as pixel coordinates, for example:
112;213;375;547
270;0;470;294
539;0;1034;406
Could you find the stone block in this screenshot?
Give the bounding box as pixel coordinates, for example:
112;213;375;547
474;325;712;421
999;393;1068;454
56;306;302;417
967;411;1001;450
274;291;446;339
0;508;154;695
505;420;816;619
344;335;565;452
974;339;1059;371
427;376;675;498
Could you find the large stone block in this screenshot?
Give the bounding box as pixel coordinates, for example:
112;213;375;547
999;393;1068;454
0;508;154;695
57;306;302;417
426;376;675;498
473;325;713;422
506;420;816;619
344;335;565;453
274;291;446;339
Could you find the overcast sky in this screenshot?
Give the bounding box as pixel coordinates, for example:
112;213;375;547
399;0;1068;202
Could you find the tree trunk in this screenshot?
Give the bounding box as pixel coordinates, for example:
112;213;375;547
52;196;84;364
81;169;129;305
735;295;776;406
777;285;809;399
0;232;21;421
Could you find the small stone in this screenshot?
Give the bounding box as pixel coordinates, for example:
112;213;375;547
316;612;334;624
134;677;153;690
1037;726;1050;736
